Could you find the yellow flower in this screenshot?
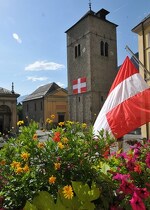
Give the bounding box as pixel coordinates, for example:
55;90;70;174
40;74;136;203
33;133;38;140
11;161;21;168
49;175;56;184
66;121;74;125
57;142;64;149
58;122;65;126
63;185;74;199
37;142;45;149
17;120;24;126
0;160;6;165
50;114;55;119
46;118;53;124
62;137;69;144
21;152;30;161
23;164;30;172
15;167;23;174
82;123;87;129
54;162;61;170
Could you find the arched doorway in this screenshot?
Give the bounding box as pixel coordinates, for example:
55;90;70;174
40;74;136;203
0;105;11;134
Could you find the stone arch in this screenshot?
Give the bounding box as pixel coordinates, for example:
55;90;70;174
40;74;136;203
0;105;11;134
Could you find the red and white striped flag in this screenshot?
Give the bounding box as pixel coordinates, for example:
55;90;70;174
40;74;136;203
72;77;87;94
94;56;150;139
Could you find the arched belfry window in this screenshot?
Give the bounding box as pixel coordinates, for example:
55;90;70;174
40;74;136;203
100;41;104;56
105;42;108;57
75;44;81;58
100;41;109;57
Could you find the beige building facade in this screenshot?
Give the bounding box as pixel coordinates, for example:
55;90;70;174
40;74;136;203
0;85;19;133
132;14;150;139
23;83;68;127
66;8;118;124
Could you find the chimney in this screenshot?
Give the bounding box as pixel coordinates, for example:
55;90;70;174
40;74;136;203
96;9;110;20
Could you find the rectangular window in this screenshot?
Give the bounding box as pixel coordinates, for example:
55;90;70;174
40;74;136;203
58;114;65;123
75;46;78;58
78;44;81;56
75;44;81;58
148;32;150;48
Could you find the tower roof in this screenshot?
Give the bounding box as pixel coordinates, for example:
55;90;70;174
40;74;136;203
0;87;19;97
23;82;66;101
65;8;117;33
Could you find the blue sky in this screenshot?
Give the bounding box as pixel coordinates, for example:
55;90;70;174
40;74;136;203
0;0;149;97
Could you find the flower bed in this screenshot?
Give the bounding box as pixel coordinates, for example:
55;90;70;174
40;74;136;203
0;120;150;210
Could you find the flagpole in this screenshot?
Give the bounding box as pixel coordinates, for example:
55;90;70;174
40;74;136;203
125;45;150;140
125;45;150;81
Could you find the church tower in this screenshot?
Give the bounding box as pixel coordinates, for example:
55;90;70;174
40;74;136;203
66;8;118;124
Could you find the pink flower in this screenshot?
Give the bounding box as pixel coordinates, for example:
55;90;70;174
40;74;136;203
130;192;146;210
116;152;127;159
145;153;150;168
119;180;135;194
130;142;142;150
133;148;141;158
113;173;130;181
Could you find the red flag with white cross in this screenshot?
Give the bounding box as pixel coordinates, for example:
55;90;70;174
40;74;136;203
72;77;87;94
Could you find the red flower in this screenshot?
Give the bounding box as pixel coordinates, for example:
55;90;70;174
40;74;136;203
130;192;146;210
135;188;150;199
126;158;135;171
53;132;61;142
102;146;110;159
134;163;142;174
119;180;135;194
145;153;150;168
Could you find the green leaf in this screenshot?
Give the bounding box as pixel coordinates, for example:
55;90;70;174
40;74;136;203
32;191;55;210
72;181;100;202
99;162;110;174
24;201;38;210
90;181;101;200
59;190;81;209
55;196;67;210
79;201;95;210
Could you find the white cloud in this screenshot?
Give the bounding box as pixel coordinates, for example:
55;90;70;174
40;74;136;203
27;76;48;82
25;60;65;71
12;33;22;43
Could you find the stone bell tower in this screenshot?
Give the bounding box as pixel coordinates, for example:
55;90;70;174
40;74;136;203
66;7;118;124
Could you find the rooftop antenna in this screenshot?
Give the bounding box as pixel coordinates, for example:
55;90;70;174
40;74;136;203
89;0;92;11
